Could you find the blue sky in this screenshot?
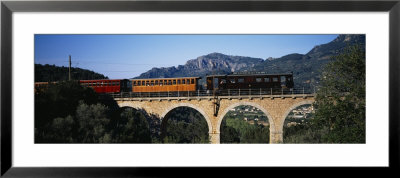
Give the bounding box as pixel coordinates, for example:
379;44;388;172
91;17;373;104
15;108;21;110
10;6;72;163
35;34;338;79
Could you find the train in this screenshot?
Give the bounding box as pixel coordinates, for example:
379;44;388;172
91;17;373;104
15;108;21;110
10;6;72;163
34;72;294;95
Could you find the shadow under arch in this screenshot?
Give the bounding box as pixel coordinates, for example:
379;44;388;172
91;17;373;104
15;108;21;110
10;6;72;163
216;101;275;141
160;103;212;143
279;100;315;140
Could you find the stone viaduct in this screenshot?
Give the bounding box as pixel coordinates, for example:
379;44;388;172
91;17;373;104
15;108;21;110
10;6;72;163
115;94;315;144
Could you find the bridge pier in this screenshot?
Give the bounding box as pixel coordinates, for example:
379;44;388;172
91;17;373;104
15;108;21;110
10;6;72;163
209;132;220;144
270;131;283;143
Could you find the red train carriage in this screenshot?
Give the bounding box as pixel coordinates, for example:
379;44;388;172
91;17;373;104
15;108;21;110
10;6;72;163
131;77;200;93
79;79;131;93
206;72;294;91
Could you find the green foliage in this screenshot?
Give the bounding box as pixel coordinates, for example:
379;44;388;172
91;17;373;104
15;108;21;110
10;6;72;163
283;123;328;143
35;81;153;143
282;45;365;143
162;107;210;143
220;117;269;143
313;45;366;143
35;81;99;142
35;64;108;82
75;102;110;143
112;108;152;143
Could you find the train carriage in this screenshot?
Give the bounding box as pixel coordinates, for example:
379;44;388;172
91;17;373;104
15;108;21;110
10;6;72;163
131;77;200;93
79;79;131;93
206;72;294;95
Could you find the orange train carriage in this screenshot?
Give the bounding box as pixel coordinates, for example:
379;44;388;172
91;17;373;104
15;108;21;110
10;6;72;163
131;77;201;93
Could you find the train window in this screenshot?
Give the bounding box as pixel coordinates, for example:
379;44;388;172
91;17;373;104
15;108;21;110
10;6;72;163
133;81;136;86
273;77;278;82
164;80;167;85
173;80;176;85
97;82;101;86
177;80;181;85
142;81;145;86
230;78;236;83
220;79;226;84
146;81;150;86
155;81;158;85
168;80;172;85
264;78;270;82
182;79;185;84
191;79;194;84
281;76;286;82
238;78;244;83
187;79;190;84
151;81;154;86
256;78;262;82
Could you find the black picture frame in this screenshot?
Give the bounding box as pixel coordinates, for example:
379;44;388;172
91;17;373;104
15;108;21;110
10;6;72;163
1;0;399;177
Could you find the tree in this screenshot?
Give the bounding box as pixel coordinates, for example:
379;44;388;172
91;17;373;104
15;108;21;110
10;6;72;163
313;45;366;143
162;107;210;143
115;108;152;143
75;101;110;143
35;81;99;143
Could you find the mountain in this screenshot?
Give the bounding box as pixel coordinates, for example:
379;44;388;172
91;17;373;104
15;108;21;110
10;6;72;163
134;34;365;89
35;64;108;82
135;52;264;87
242;34;365;88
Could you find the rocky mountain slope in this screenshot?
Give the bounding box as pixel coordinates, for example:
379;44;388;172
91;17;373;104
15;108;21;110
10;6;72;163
135;34;365;89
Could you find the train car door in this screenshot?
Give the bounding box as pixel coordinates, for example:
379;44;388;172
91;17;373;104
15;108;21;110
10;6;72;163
206;77;213;90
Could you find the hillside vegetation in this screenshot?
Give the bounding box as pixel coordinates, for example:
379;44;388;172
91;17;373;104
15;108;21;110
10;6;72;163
35;64;108;82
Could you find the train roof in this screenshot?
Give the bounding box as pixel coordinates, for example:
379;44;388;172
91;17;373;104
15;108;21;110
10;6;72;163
206;72;293;77
130;77;201;80
79;79;123;82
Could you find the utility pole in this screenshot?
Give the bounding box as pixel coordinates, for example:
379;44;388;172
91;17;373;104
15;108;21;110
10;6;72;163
69;55;71;81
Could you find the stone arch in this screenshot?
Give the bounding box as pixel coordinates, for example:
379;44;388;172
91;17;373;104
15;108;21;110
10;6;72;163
216;101;275;138
160;103;213;135
117;102;144;111
278;100;315;136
